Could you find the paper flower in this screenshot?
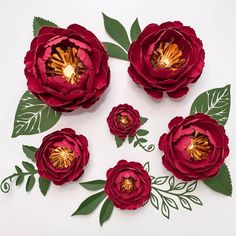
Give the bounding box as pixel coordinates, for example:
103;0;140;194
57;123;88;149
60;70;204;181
158;114;229;181
107;104;141;139
24;24;110;112
104;160;151;210
36;128;90;185
128;21;205;99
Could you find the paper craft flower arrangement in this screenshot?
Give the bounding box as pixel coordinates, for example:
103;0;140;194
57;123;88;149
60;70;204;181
1;14;232;226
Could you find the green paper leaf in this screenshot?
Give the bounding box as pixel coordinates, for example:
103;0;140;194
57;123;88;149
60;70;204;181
15;166;23;175
186;181;197;193
168;176;175;188
80;180;106;191
128;136;135;144
154;176;168;185
179;197;192;210
161;201;170;219
130;18;141;42
173;182;187;190
33;16;58;36
22;161;36;172
39;177;51;196
102;13;130;51
140;117;148;125
22;145;37;162
72;191;107;215
12;91;61;137
115;136;125;148
16;175;24;186
26;175;36;192
99;198;114;226
133;140;139;147
185;195;203;205
103;42;128;61
138;138;147;143
150;193;159;209
143;162;150;172
190;85;231;126
203;164;232;196
165;197;178;209
136;129;149;136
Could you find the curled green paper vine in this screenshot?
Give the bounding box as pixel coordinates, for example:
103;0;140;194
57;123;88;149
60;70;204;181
0;145;51;196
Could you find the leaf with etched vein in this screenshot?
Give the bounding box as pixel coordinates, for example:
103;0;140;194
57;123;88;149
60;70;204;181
39;177;51;196
186;181;197;193
185;195;203;205
161;202;170;219
154;176;168;185
143;162;150;172
80;180;106;191
179;197;192;210
128;136;135;144
164;197;178;209
173;182;187;190
12;91;61;137
22;161;36;172
99;198;114;226
22;145;37;162
26;175;36;192
136;129;149;136
168;176;175;188
150;193;159;209
115;136;125;148
140;117;148;125
190;85;231;125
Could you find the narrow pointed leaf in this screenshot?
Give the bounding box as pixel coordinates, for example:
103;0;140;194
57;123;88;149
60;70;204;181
39;177;51;196
154;176;168;185
103;42;128;60
130;18;141;42
72;191;107;215
115;136;125;148
186;181;197;193
140;117;148;125
179;197;192;210
128;136;135;144
26;175;36;192
22;161;36;172
22;145;37;162
173;182;187;190
99;198;114;226
15;166;23;175
185;195;203;205
168;176;175;188
16;175;24;186
190;85;231;125
150;193;159;209
165;197;178;209
102;13;130;51
203;164;232;196
161;202;170;219
33;17;58;36
136;129;149;136
12;91;61;137
134;140;139;147
80;180;106;191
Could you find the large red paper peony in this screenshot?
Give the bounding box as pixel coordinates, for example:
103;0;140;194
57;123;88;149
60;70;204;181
24;24;110;112
128;21;205;99
158;114;229;181
104;160;151;210
35;128;89;185
107;104;141;139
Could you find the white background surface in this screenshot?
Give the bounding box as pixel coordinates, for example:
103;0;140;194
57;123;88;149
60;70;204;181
0;0;235;235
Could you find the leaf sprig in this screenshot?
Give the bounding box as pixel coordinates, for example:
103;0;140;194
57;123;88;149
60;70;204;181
115;116;155;152
0;145;51;196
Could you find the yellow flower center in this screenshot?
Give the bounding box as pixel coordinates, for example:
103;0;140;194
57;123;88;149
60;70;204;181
49;146;75;169
187;131;212;161
120;177;135;193
117;115;129;126
151;41;185;70
47;47;86;84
